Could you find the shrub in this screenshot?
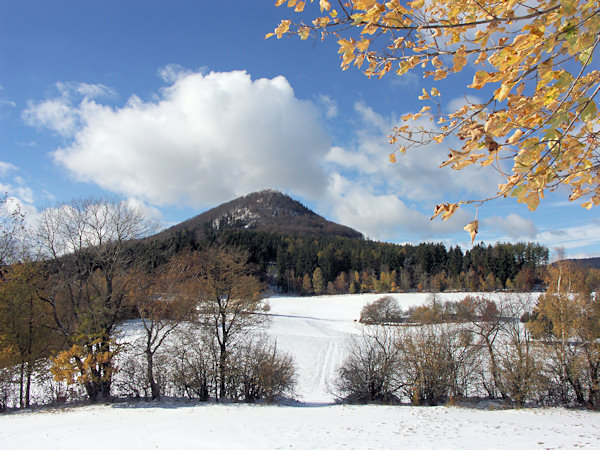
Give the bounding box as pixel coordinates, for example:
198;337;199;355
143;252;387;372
396;325;477;406
334;326;402;403
232;335;296;403
360;296;403;324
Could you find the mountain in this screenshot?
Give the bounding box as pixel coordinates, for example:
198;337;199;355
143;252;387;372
156;189;363;240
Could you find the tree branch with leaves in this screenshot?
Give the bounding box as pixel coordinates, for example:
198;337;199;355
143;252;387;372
269;0;600;241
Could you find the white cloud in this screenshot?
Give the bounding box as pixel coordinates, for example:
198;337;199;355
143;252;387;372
484;213;538;239
28;71;331;208
157;64;200;83
0;161;17;176
0;163;35;205
56;82;116;100
318;94;338;119
324;174;471;242
23;82;117;137
446;95;484;113
536;221;600;253
326;101;501;204
23;98;80;137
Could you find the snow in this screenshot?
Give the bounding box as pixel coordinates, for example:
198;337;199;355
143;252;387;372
2;292;597;450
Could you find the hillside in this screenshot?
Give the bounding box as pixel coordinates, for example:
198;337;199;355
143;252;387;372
156;189;363;240
560;257;600;269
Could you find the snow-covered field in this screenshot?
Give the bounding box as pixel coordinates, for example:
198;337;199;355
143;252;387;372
2;292;599;450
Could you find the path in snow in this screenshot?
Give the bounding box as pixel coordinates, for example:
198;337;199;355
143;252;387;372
264;292;541;403
265;294;426;403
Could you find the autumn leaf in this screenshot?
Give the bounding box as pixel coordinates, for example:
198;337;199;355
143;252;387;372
464;220;479;244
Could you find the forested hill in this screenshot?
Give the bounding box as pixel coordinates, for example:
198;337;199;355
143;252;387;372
154;189;362;240
134;190;549;294
560;257;600;269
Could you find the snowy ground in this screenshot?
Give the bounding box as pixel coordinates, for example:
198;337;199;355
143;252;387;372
2;292;598;450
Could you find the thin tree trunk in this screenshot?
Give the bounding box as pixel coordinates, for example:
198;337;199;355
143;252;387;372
147;350;160;400
19;361;25;408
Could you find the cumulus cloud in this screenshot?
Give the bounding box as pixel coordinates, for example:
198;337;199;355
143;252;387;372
26;71;331;208
324;173;472;242
23;98;80;137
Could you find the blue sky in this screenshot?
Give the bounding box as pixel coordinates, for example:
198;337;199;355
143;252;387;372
0;0;598;259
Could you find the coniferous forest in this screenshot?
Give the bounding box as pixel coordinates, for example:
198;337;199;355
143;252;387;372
146;227;550;294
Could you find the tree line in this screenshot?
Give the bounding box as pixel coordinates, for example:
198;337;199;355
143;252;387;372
215;230;549;294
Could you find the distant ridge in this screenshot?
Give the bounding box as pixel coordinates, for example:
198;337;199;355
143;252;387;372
156;189;363;240
558;257;600;269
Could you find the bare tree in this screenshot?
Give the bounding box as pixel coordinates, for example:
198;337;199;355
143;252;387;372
497;295;545;407
38;198;155;402
458;295;508;399
396;325;468;406
335;325;403;403
0;196;25;267
125;253;197;400
193;246;266;400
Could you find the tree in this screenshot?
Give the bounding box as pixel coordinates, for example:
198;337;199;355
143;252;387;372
125;254;197;400
0;196;25;267
0;261;57;408
302;273;313;294
458;295;508;398
396;324;472;405
38;198;155;402
270;0;600;239
193;246;266;400
312;267;325;294
528;260;600;408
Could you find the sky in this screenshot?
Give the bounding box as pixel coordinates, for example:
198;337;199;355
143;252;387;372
0;0;598;259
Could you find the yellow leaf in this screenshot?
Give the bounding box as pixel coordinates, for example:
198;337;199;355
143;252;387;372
295;1;305;12
506;129;524;145
275;20;292;38
389;152;397;163
581;201;593;209
320;0;331;11
418;88;430;100
495;83;512;102
464;220;479;244
299;26;310;40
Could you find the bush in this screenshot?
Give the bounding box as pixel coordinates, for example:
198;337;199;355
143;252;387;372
334;326;402;403
396;325;477;406
360;296;403;324
232;335;296;403
169;331;215;401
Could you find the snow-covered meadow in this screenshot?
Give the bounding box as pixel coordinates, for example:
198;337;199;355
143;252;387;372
2;292;599;449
